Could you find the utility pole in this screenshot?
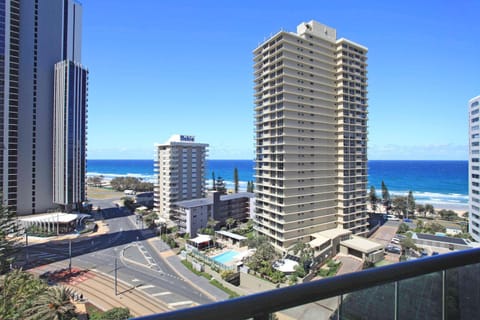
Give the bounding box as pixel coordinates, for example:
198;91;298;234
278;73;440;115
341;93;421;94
57;212;60;236
114;257;118;295
25;230;29;265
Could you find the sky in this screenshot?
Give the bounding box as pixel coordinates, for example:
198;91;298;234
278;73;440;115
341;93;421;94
82;0;480;160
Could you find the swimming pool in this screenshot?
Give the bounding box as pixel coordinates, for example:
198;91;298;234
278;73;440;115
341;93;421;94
212;250;239;264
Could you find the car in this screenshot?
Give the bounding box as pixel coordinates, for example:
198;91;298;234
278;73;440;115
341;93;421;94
385;245;401;254
403;218;413;223
432;251;439;256
386;215;400;221
391;237;400;244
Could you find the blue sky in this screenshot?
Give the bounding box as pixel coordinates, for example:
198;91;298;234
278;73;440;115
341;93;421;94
82;0;480;160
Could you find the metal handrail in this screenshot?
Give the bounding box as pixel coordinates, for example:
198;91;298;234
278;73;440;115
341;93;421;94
133;247;480;320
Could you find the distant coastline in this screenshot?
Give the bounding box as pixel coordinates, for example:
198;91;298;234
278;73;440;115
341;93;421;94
87;159;468;211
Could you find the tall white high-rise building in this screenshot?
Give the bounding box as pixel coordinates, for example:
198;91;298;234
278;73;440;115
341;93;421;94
0;0;86;215
468;95;480;242
254;21;368;250
154;135;208;220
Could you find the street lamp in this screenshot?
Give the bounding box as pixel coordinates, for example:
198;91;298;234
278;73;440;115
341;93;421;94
25;229;29;265
114;257;118;296
68;239;72;273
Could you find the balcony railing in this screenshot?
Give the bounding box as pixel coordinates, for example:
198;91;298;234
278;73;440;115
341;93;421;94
132;248;480;320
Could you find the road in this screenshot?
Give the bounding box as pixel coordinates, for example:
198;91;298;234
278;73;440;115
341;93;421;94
18;198;224;313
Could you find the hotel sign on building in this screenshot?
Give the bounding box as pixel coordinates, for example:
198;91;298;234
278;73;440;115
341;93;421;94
180;135;195;142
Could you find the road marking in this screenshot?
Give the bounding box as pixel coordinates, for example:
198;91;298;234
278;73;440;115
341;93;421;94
138;284;155;290
169;301;193;307
131;278;140;282
152;291;171;296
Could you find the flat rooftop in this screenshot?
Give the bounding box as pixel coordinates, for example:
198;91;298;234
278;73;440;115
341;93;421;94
415;233;468;245
341;236;384;254
18;212;91;223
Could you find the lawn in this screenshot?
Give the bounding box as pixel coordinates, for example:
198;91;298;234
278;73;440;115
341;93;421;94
87;186;124;200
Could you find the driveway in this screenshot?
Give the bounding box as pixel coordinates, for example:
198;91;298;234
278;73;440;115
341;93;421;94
369;221;399;246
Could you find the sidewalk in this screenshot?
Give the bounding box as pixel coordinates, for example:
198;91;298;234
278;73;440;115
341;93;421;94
65;269;169;317
147;237;229;301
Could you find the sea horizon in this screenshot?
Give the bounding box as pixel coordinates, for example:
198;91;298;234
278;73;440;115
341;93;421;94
87;159;469;211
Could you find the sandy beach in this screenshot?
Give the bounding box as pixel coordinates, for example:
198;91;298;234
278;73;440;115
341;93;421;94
368;202;468;216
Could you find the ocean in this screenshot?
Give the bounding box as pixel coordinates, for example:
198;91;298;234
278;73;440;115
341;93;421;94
87;159;468;210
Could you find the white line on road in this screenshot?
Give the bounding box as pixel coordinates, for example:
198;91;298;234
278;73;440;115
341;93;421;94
138;284;155;290
169;301;193;307
152;291;171;296
131;278;140;282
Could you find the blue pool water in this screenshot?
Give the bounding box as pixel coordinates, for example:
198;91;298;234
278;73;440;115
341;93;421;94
212;250;239;264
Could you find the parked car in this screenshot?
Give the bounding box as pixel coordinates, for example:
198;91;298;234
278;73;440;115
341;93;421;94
385;245;401;254
391;237;400;244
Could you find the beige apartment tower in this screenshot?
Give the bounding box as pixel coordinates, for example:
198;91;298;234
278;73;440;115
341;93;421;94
254;21;368;251
154;135;208;220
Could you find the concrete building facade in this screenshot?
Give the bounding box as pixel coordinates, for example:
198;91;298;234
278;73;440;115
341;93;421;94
254;20;368;251
171;192;255;237
469;95;480;242
154;135;208;220
0;0;85;215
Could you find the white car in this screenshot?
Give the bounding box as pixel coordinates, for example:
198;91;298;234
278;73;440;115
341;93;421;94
391;238;400;244
386;214;400;221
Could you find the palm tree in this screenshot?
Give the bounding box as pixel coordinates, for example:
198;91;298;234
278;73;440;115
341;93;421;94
0;269;46;319
25;286;77;320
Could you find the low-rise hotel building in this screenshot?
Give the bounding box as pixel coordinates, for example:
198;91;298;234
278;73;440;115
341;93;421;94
171;192;254;237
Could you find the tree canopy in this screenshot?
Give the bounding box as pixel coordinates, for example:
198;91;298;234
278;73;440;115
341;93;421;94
234;167;239;193
407;190;416;217
381;181;391;208
110;176;153;192
0;200;19;274
247;181;255;193
0;270;77;320
369;185;378;212
215;177;227;195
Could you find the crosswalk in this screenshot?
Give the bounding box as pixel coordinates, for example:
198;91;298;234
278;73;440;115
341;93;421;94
135;282;197;309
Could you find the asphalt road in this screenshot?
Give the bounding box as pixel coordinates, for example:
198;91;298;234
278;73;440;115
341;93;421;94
19;198;217;309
